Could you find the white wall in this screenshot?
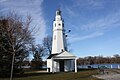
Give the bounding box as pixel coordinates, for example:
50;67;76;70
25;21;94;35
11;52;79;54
53;61;59;72
47;59;75;72
52;30;64;54
47;59;52;72
47;59;60;72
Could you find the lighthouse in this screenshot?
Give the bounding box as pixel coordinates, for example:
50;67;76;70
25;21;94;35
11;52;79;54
47;9;77;72
52;9;67;54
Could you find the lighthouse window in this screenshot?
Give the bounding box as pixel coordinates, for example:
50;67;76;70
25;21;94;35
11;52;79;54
54;35;56;40
58;23;61;26
55;23;56;27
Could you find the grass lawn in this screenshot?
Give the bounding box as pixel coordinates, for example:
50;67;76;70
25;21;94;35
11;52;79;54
0;69;103;80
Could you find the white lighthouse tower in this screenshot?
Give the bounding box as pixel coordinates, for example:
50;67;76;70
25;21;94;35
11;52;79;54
47;9;77;72
52;9;67;54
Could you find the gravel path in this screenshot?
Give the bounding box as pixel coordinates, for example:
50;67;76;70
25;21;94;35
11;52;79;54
93;69;120;80
94;73;120;80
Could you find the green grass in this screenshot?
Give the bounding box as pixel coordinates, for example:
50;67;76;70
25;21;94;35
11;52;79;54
0;69;102;80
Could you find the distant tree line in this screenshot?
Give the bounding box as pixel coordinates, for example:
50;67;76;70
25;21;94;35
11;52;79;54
77;54;120;65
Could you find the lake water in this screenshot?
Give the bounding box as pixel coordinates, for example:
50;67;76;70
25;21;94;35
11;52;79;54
78;63;120;69
22;64;120;69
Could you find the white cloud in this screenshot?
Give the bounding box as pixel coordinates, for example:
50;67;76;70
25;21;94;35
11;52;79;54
0;0;46;44
65;7;77;17
73;0;104;9
69;32;104;43
69;10;120;43
0;0;8;3
81;10;120;31
86;0;104;9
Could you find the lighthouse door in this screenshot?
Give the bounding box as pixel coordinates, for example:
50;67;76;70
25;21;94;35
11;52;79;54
59;60;64;72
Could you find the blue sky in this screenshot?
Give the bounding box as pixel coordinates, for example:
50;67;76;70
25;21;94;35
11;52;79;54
0;0;120;58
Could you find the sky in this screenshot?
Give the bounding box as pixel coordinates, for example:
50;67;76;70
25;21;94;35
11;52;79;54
0;0;120;58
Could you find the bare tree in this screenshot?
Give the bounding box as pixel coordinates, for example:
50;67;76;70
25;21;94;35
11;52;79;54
113;54;120;58
0;13;34;79
30;44;45;69
43;36;52;55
